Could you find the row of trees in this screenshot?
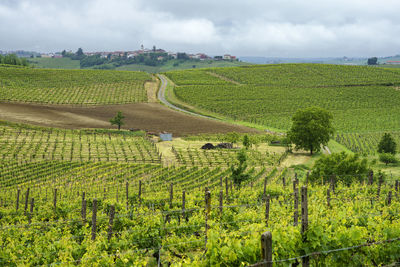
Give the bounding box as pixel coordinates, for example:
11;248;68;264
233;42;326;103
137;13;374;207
0;54;29;66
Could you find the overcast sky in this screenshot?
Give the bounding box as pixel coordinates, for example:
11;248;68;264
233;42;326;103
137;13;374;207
1;0;400;57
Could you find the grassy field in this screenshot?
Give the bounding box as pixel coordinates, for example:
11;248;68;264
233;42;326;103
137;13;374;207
0;66;151;105
165;64;400;133
28;57;81;69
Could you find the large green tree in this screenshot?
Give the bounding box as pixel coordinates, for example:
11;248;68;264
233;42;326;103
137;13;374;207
377;133;397;155
288;106;334;155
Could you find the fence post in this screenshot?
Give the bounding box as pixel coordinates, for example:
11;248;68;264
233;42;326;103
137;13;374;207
293;180;298;226
170;183;173;208
261;231;272;267
107;205;115;241
16;188;20;211
219;190;223;216
24;188;30;216
91;199;98;241
395;180;399;193
301;186;309;267
265;195;270;227
282;176;286;187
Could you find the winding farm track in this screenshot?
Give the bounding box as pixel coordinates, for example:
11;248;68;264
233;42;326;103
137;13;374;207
0;76;260;136
157;74;215;120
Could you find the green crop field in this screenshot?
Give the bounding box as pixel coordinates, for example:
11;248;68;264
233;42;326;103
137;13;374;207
1;156;399;265
1;64;400;265
28;57;81;69
165;64;400;133
0;66;152;105
0;123;160;163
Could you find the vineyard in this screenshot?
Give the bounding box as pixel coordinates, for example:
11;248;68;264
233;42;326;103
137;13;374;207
165;64;400;133
0;63;400;265
0;159;399;266
0;66;152;105
335;132;400;156
0;123;161;163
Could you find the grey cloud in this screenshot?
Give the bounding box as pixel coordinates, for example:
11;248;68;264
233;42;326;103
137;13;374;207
1;0;400;57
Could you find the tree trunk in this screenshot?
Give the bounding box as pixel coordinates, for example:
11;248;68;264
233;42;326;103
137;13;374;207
118;124;121;130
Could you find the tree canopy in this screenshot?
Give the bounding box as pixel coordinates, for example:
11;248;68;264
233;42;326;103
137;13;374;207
367;57;378;65
110;111;125;130
377;133;397;155
287;106;334;155
310;152;369;185
230;150;250;188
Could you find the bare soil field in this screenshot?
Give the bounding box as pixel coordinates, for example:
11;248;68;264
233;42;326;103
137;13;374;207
0;102;260;136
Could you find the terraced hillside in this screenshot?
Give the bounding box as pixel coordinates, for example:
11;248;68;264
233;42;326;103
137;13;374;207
165;64;400;133
0;66;152;105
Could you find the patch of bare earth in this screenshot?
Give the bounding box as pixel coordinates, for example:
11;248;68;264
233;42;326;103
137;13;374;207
0;102;260;137
145;79;159;103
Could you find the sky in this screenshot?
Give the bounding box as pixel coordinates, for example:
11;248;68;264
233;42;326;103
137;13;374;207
1;0;400;57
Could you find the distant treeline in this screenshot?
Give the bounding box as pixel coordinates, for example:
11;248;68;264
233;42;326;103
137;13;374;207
0;54;29;66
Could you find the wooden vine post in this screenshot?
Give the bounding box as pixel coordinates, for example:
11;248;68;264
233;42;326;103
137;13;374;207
293;180;299;226
225;177;229;201
53;188;57;212
107;205;115;241
24;188;30;216
169;183;173;208
368;170;374;185
301;186;309;267
387;191;392;206
261;231;272;267
16;188;20;211
219;190;223;215
125;182;129;211
182;190;186;220
138;180;142;205
265;195;270;227
263;176;267;200
327;188;331;208
28;198;34;224
91;199;98;241
205;188;211;249
81;192;86;223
